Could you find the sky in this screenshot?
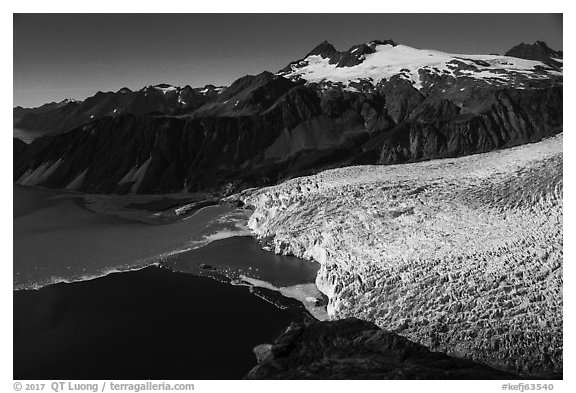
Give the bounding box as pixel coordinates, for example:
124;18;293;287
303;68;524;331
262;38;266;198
13;14;563;108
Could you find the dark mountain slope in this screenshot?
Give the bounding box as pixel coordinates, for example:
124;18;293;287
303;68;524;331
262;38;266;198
14;81;370;193
505;41;563;68
246;318;525;379
14;84;222;135
193;72;299;117
368;86;563;164
13;138;28;157
14;40;563;194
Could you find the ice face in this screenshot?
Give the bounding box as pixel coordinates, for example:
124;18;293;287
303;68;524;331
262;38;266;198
239;134;563;374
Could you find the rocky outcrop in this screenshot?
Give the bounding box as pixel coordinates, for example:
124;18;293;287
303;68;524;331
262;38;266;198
246;318;522;379
505;41;563;68
238;134;563;376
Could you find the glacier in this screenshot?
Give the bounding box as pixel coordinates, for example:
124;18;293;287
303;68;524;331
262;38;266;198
234;134;563;375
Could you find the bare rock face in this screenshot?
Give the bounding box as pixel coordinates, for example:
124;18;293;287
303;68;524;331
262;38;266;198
246;318;521;379
373;87;562;164
505;41;563;68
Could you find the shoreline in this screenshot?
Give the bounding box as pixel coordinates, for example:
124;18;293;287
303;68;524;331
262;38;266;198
13;261;323;318
13;233;327;321
14;183;328;319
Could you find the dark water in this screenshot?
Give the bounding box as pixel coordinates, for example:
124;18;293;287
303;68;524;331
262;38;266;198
14;266;308;379
13;185;319;379
167;236;319;287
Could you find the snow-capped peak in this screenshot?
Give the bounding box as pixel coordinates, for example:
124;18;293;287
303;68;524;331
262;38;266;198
280;41;562;91
150;84;177;94
141;84;178;94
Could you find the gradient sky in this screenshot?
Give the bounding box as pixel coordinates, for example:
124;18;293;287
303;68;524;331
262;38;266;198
14;14;563;108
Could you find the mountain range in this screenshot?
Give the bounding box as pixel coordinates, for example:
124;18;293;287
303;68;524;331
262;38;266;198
13;40;563;194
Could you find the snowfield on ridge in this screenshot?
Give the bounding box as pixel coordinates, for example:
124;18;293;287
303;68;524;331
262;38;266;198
280;42;562;91
236;134;563;376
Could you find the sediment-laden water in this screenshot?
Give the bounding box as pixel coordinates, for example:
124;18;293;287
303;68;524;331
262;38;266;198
13;184;323;379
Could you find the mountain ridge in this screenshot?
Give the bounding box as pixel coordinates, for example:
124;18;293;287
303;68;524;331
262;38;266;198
14;39;562;195
14;40;562;119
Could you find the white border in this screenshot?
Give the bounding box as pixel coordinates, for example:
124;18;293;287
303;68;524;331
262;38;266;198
3;2;572;392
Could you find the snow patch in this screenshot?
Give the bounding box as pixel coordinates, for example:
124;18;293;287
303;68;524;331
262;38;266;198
153;85;177;94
